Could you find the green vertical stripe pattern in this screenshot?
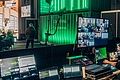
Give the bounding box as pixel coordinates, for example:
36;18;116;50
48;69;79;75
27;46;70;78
39;12;91;44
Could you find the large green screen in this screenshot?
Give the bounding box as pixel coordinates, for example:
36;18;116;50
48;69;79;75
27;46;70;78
40;0;90;13
39;12;91;44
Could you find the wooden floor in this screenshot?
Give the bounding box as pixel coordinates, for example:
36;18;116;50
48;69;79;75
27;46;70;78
1;40;43;52
12;40;41;50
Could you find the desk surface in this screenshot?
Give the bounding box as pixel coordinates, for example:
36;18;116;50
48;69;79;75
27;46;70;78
98;70;120;80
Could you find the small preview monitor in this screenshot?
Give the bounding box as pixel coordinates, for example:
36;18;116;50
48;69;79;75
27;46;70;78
0;55;36;77
95;47;107;61
18;55;36;67
77;17;109;47
18;55;36;73
21;5;31;17
18;55;36;78
0;57;19;77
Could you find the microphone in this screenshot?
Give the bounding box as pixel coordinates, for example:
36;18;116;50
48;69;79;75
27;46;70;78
46;0;52;5
59;8;66;16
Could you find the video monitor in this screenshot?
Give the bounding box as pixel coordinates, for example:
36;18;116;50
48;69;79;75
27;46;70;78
0;57;19;77
21;5;31;17
78;17;109;47
95;47;107;62
18;55;36;73
0;55;36;77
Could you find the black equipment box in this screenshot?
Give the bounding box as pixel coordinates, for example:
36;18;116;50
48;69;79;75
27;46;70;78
86;64;113;79
73;56;93;66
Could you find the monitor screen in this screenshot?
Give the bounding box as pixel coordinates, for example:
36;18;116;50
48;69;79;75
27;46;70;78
0;57;19;77
18;55;35;67
21;5;31;17
0;55;36;77
78;17;109;47
95;47;107;61
18;55;36;73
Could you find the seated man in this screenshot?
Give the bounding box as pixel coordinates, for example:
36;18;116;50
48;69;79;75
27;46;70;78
3;30;14;48
102;58;117;67
101;44;120;69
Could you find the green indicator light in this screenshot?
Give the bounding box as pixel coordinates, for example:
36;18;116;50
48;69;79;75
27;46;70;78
67;55;83;60
40;0;89;13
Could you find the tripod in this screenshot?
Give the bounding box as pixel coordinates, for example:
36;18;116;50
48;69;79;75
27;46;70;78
45;2;51;45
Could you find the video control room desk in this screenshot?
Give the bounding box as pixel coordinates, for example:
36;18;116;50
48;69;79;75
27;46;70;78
94;70;120;80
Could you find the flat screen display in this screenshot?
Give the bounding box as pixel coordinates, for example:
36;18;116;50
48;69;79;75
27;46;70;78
95;47;107;61
78;17;109;47
21;5;31;17
0;55;36;77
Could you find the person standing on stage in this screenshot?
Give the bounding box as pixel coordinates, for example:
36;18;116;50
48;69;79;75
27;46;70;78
25;23;36;48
